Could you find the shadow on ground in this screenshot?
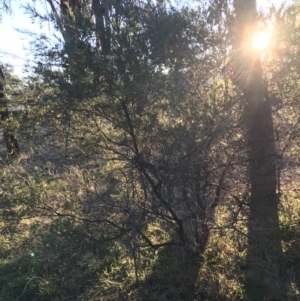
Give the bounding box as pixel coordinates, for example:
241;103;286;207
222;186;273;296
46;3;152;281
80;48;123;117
0;220;116;301
136;245;201;301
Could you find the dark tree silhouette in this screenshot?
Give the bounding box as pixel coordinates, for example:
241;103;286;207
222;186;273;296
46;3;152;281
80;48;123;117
0;66;19;156
233;0;284;299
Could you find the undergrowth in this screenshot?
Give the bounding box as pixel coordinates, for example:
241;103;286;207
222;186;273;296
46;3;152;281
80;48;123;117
0;154;300;301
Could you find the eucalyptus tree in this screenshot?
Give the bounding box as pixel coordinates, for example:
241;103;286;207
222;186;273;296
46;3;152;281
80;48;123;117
232;0;284;299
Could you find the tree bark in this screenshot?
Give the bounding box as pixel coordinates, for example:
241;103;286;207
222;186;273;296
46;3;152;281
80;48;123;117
233;1;283;299
233;0;277;199
47;0;111;55
92;0;111;55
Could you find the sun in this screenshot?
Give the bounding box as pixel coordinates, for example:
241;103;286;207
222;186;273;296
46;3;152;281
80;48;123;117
251;31;271;50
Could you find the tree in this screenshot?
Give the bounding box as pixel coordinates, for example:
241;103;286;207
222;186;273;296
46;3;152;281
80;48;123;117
23;0;233;269
232;0;282;298
5;1;300;299
0;66;19;156
0;2;20;156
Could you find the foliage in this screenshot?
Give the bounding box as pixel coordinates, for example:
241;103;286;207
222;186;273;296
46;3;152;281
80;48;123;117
1;1;300;300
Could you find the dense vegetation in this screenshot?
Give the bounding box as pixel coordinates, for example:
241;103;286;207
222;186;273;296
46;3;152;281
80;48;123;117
1;0;300;300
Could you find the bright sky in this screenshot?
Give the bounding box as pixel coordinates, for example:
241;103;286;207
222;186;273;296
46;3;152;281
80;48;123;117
0;0;51;76
0;0;294;77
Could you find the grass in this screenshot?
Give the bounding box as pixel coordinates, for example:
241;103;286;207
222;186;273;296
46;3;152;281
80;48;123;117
1;193;300;301
0;137;300;301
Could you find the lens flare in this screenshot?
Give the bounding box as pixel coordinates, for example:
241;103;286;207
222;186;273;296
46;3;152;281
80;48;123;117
252;31;271;50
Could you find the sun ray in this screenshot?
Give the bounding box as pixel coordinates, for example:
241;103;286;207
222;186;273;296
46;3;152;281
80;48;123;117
252;31;271;50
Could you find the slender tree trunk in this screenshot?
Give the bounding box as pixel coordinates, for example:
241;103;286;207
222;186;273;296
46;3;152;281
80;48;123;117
0;67;19;156
92;0;111;55
47;0;111;55
233;0;277;200
233;1;284;299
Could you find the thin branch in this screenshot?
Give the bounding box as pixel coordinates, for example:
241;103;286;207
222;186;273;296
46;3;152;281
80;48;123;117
46;0;66;41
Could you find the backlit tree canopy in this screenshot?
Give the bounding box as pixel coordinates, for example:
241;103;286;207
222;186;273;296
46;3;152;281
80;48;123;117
1;1;300;300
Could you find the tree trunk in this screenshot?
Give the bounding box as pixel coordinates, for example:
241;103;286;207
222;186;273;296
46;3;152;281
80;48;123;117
233;1;284;299
92;0;111;55
0;67;19;156
233;0;277;199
